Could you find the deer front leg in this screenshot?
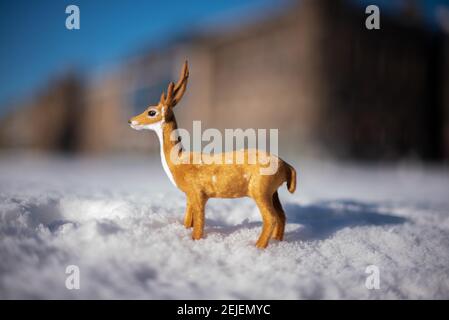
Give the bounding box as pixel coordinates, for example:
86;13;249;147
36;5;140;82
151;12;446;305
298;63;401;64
192;195;207;240
184;197;194;229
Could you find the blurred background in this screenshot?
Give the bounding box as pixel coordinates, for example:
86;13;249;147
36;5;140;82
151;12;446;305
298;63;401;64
1;0;449;162
3;0;449;301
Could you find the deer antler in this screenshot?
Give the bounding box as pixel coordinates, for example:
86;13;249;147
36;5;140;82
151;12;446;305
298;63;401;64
160;60;189;107
172;60;189;106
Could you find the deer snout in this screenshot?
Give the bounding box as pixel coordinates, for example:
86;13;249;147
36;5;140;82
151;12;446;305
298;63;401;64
128;119;140;130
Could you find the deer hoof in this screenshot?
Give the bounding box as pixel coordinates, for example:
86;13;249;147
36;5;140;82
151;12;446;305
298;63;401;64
271;233;284;241
192;232;203;240
255;240;269;249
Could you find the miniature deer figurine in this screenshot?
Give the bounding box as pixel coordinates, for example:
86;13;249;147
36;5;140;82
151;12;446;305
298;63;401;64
129;61;297;248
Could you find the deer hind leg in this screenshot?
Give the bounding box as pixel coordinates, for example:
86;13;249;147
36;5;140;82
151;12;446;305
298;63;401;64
184;196;194;229
271;191;286;241
192;194;207;240
254;194;277;248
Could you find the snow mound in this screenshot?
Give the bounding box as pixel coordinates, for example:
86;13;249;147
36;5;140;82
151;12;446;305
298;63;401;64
0;155;449;299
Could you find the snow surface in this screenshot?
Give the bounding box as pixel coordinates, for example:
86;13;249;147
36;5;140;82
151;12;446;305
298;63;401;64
1;153;449;299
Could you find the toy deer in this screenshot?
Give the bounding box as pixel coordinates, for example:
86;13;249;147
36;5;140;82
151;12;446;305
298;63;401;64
129;61;297;248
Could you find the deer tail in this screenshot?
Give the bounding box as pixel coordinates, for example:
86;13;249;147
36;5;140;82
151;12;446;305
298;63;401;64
285;162;297;194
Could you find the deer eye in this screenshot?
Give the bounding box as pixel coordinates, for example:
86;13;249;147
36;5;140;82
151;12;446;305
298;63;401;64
147;110;157;117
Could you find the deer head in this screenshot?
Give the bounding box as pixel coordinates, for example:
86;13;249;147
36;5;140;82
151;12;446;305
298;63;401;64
129;61;189;131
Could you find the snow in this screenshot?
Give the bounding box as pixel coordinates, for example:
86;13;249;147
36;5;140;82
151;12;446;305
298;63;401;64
1;153;449;299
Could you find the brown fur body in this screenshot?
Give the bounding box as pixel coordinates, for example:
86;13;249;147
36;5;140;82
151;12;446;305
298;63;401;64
130;61;297;248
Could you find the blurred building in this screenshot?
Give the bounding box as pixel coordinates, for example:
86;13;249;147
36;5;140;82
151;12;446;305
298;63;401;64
1;0;448;160
0;74;85;152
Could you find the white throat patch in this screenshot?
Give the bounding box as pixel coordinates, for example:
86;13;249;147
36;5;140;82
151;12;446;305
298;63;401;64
130;121;177;187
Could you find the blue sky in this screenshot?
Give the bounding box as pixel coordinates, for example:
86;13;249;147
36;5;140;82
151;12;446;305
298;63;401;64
0;0;448;112
0;0;282;111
